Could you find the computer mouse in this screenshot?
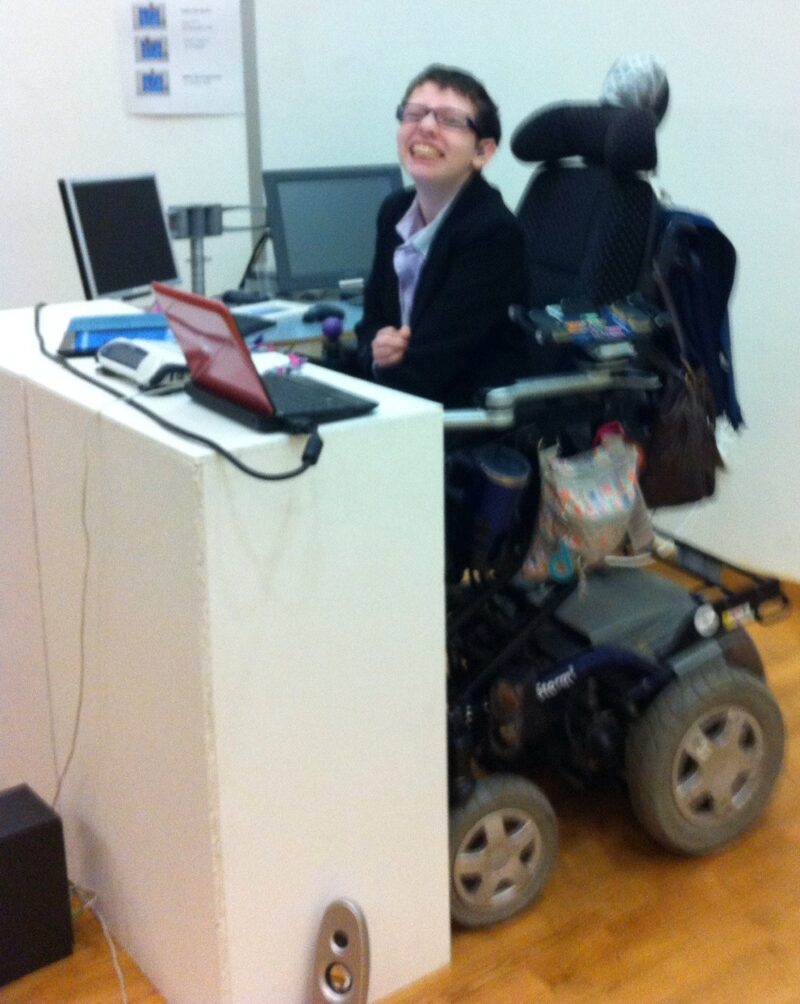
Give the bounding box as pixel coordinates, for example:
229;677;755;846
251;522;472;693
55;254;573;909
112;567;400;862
302;301;346;323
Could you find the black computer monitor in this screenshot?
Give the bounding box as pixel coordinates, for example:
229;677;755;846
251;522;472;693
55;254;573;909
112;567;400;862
262;164;403;295
58;174;179;300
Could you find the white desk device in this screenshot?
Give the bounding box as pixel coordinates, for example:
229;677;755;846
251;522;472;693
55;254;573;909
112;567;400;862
96;337;189;389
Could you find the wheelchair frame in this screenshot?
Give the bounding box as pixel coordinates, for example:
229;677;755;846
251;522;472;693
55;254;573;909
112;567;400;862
440;371;788;929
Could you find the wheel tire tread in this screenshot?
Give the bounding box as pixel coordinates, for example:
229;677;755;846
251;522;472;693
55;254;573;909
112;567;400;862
626;662;784;855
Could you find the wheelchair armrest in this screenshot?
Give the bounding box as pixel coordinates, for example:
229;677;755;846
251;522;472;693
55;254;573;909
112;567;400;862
443;368;661;432
443;407;516;431
484;368;660;409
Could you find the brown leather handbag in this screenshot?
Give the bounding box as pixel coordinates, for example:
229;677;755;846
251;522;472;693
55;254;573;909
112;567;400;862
640;361;724;508
640;258;725;508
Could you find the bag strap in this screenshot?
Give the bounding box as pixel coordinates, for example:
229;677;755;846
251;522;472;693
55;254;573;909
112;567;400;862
652;252;690;362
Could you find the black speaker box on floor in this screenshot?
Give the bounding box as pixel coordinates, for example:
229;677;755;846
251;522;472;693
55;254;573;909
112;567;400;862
0;783;73;986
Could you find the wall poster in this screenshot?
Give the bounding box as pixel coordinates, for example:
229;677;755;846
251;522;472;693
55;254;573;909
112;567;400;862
118;1;245;115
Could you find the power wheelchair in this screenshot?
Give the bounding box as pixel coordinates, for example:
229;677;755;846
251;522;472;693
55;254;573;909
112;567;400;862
439;101;788;929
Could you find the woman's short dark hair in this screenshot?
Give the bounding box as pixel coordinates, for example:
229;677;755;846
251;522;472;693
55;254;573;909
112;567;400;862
402;64;502;143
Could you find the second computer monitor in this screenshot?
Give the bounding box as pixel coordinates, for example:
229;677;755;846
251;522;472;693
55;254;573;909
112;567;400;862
262;164;403;296
58;173;179;300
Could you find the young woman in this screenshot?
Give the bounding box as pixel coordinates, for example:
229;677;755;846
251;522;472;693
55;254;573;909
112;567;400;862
356;65;530;408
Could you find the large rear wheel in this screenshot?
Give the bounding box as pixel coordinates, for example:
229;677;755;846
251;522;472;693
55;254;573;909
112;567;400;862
626;663;784;854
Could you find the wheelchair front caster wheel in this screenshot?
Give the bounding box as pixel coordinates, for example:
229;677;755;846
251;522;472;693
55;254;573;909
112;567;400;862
449;774;557;928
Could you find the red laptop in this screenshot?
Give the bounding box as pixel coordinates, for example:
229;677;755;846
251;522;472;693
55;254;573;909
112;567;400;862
152;282;376;431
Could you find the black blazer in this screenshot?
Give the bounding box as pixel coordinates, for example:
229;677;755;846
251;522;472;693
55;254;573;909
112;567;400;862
355;172;530;408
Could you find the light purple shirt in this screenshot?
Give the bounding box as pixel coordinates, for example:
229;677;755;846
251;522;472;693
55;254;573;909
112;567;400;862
392;195;452;325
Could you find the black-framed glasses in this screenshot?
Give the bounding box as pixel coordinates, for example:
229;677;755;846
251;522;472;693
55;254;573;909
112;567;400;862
395;102;477;133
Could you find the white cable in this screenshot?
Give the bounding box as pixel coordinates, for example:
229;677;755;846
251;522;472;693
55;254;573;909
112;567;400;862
51;419;93;810
21;381;61;788
71;882;129;1004
50;387;147;808
94;907;129;1004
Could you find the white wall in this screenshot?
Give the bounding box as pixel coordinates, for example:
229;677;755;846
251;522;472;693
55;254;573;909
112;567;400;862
254;0;800;580
3;0;799;577
0;1;253;308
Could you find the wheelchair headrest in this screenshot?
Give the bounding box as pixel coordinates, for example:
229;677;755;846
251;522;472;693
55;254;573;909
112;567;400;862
511;103;658;174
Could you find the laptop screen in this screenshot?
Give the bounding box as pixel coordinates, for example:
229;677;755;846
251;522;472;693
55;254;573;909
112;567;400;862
152;283;274;416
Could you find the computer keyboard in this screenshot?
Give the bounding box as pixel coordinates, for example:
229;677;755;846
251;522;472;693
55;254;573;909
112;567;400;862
261;370;375;415
233;314;276;338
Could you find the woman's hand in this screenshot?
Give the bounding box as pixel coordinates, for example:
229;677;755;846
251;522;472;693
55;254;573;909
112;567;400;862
371;325;411;369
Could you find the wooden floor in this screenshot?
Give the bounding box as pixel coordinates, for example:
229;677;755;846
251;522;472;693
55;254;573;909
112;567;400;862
0;899;163;1004
2;587;799;1004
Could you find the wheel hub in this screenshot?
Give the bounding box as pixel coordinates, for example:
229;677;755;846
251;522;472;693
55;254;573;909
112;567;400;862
672;703;765;825
454;808;540;909
488;846;512;870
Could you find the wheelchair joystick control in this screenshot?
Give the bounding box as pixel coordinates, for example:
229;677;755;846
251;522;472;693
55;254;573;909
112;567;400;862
322;316;344;363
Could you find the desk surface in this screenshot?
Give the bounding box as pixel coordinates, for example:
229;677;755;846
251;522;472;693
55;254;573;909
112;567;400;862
4;299;398;456
231;297;363;349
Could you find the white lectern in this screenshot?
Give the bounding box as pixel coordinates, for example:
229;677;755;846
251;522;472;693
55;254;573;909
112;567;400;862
0;302;451;1002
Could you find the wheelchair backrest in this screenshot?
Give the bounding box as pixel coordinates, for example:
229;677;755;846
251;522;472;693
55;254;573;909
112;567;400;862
511;103;660;309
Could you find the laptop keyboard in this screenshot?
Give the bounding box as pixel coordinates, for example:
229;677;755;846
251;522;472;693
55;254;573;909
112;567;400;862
261;370;374;416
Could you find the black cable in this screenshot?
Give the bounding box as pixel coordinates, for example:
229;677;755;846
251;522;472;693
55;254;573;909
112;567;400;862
237;228;270;289
33;303;323;482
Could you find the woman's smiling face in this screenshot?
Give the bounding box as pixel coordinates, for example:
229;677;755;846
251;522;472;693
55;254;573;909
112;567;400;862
396;82;495;196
